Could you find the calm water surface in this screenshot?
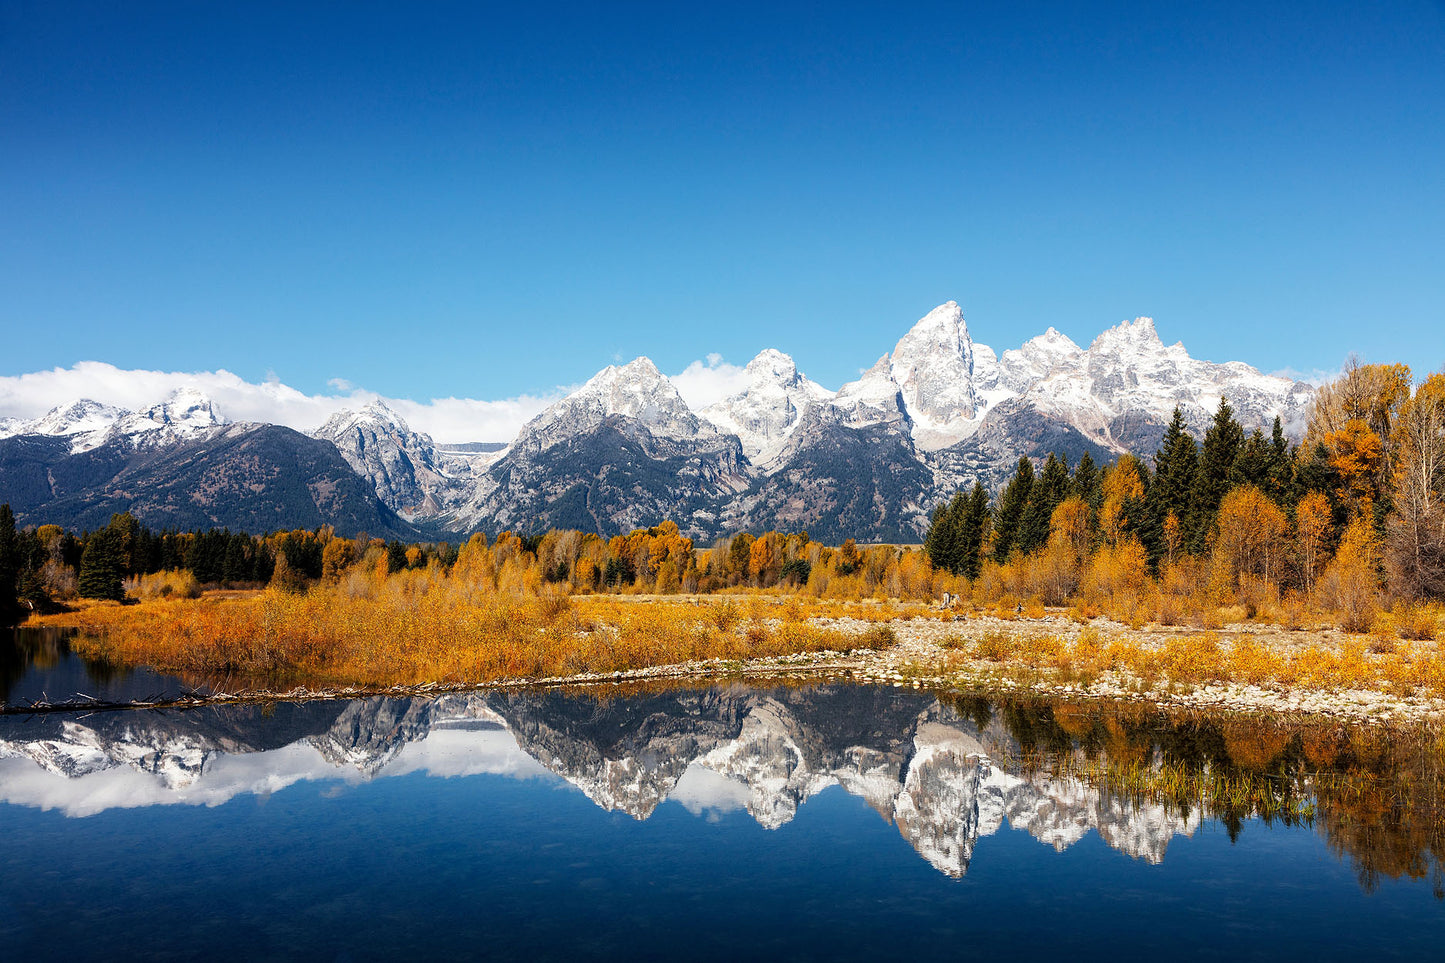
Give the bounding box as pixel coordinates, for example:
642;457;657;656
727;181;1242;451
1;628;1442;960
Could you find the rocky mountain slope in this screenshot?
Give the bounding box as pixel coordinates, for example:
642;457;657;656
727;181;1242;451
420;301;1309;540
0;391;417;537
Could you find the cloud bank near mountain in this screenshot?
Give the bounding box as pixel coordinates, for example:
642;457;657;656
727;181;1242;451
0;358;749;445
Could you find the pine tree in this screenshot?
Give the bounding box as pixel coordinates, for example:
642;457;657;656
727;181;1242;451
1016;453;1070;556
78;529;125;601
0;504;20;624
1188;397;1244;553
1267;416;1293;503
1072;452;1101;510
1149;407;1198;538
1228;429;1273;491
960;482;990;579
991;457;1034;562
223;534;252;583
924;490;969;575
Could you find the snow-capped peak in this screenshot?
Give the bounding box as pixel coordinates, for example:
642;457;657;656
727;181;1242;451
746;348;797;378
997;326;1085;393
11;399;127;438
515;356;714;454
95;388;228;452
701;349;831;464
319;398;412;436
573;356;686;420
0;391;226;453
831;355;906;427
1088;316;1165;354
887;301;988;449
136;387;227;430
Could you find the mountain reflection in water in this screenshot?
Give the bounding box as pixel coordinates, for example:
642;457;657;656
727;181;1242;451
2;683;1440;893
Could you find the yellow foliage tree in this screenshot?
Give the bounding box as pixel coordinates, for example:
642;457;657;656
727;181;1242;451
1099;455;1144;546
1295;490;1333;594
1387;373;1445;598
1319;514;1382;632
1213;485;1288;588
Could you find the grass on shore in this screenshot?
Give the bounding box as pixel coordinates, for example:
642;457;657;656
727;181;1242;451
29;559;1445;704
36;575;895;688
925;623;1445;700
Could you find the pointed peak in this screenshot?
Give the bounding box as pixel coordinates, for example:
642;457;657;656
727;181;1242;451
1021;327;1082;354
620;356;663;376
586;356;666;388
747;347;794;368
745;348;800;381
862;354;893;377
900;301;969;342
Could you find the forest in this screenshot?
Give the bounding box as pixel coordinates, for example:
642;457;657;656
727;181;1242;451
5;364;1441;623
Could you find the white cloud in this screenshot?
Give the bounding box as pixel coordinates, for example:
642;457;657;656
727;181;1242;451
667;763;751;817
668;355;750;409
1269;366;1340;387
0;362;565;444
0;352;764;445
0;725;554;818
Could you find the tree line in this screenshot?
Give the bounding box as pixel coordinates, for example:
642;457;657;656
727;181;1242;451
924;361;1445;622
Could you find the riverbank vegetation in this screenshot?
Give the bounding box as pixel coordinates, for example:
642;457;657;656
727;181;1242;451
6;362;1444;698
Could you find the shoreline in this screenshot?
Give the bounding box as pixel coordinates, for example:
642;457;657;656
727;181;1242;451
7;626;1444;727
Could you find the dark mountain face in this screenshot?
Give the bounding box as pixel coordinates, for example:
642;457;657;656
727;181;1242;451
0;425;417;538
455;418;749;539
737;415;936;544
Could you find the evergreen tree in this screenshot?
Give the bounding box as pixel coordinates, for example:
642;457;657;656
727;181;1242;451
1126;457;1160;558
1266;416;1293;503
1228;429;1273;491
1148;407;1198;539
960;482;990;579
1188;398;1244;552
1072;452;1101;510
991;457;1034;562
386;540;408;574
223;534;252;583
0;504;20;624
251;543;276;583
1016;453;1070;556
923;490;968;575
107;512;140;576
78;529;125;601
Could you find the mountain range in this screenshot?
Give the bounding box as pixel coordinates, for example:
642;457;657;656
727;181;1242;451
0;685;1202;876
0;302;1314;540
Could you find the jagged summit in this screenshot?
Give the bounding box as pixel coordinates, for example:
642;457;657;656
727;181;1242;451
1090;315;1162;349
312;398;480;518
889;301;986;449
0;299;1317;541
10;398;126;438
831;355;907;427
106;387;228;451
318;398;412;436
701;349;830;463
0;389;228;453
517;356;714;454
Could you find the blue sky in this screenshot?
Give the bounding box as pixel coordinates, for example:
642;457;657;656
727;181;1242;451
3;1;1443;436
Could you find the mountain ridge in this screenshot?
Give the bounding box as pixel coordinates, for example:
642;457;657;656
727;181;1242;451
0;302;1314;540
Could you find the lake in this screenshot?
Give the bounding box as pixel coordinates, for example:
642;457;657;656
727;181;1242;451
2;628;1442;960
